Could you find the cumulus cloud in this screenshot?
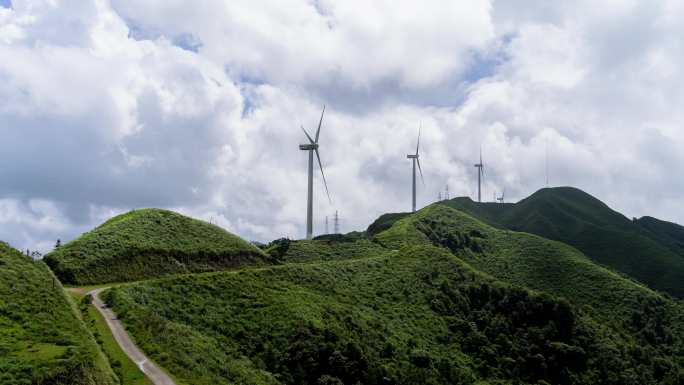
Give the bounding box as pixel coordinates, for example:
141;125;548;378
1;0;684;252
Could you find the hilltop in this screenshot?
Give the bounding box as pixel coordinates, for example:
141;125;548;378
101;204;684;385
442;187;684;298
44;208;272;285
0;242;117;384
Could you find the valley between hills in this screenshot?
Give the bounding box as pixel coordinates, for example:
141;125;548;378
2;187;684;385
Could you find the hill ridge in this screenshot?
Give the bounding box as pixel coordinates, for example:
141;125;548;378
441;186;684;298
44;208;271;285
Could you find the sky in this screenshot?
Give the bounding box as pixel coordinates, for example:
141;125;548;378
2;0;684;252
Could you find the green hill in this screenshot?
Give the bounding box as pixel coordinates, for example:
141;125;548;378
366;213;411;236
101;205;684;385
442;187;684;298
44;208;272;285
636;216;684;258
0;242;117;385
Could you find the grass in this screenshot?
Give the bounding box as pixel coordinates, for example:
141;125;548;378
442;187;684;298
44;208;273;285
0;241;118;385
263;236;394;264
395;205;671;320
636;215;684;257
366;212;411;236
101;204;684;384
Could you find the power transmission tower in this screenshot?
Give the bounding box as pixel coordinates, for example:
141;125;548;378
334;211;340;234
445;184;450;200
438;192;442;201
325;216;329;235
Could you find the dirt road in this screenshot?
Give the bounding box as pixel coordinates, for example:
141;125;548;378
88;288;177;385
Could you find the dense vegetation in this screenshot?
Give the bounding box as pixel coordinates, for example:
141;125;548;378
103;204;684;384
44;208;272;285
636;216;684;258
262;236;392;264
0;242;117;385
366;213;411;236
442;187;684;298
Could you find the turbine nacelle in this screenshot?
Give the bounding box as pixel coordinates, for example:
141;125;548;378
299;143;318;150
407;154;418;159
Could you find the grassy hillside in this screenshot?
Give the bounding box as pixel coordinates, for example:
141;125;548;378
262;236;393;264
0;242;118;385
442;187;684;298
102;205;684;385
44;209;272;285
636;216;684;258
366;213;411;236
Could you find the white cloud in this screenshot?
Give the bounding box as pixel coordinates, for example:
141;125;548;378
2;0;684;253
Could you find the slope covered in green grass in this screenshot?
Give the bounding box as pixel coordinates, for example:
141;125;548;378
262;235;393;264
0;242;117;385
366;213;411;236
636;216;684;258
103;205;683;384
44;208;272;285
442;187;684;298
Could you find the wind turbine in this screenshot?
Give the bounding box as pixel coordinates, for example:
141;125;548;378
497;189;505;204
407;125;424;212
474;148;484;203
299;106;331;239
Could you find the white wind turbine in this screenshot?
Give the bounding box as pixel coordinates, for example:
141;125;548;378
299;106;331;239
407;125;425;212
474;148;485;203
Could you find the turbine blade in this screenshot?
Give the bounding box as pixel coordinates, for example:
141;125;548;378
315;105;326;143
416;123;421;155
417;158;425;186
301;125;314;144
315;148;332;203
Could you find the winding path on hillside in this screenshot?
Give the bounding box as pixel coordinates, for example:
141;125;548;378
88;288;177;385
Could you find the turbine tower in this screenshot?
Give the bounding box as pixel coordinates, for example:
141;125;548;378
474;148;484;203
299;106;331;239
407;126;424;212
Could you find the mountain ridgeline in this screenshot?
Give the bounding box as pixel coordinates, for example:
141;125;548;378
100;202;684;385
441;187;684;298
44;208;272;285
14;188;684;384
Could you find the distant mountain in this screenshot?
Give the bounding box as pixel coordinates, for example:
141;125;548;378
44;208;272;285
101;204;684;385
0;242;117;384
442;187;684;298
